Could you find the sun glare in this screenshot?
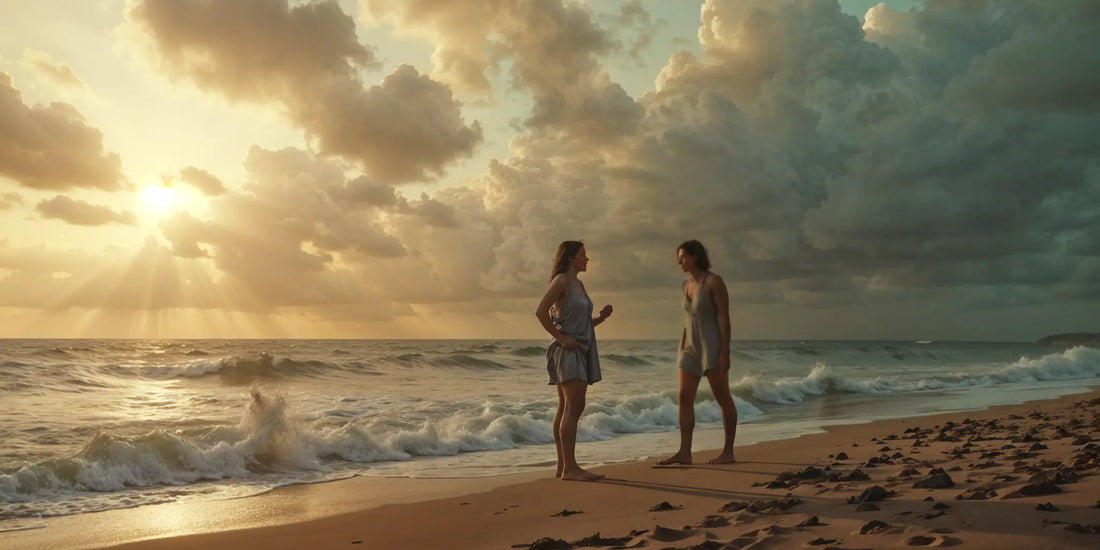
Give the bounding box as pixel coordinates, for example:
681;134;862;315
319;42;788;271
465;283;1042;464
139;185;176;212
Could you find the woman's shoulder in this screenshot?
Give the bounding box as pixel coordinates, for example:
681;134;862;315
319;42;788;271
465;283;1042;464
704;271;725;286
549;272;572;289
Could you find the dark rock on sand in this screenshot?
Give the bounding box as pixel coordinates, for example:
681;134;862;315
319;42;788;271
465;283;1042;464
798;516;826;527
931;503;951;510
746;497;802;513
651;525;692;542
528;537;572;550
835;452;850;460
551;509;583;517
956;486;997;500
856;503;880;511
718;501;750;513
649;501;682;512
1064;523;1100;535
798;466;826;479
696;515;729;528
860;520;892;535
1003;482;1061;498
806;538;838;545
913;471;955;489
1029;468;1079;485
849;485;894;504
571;532;633;546
1035;502;1061;512
828;469;870;482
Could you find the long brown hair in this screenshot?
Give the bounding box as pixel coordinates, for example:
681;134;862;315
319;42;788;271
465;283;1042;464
549;241;584;282
677;240;711;271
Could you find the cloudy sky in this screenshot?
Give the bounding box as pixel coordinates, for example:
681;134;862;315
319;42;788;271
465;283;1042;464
1;0;1097;341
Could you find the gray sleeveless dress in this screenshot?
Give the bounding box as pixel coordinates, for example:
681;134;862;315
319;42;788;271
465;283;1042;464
678;273;722;376
546;280;602;385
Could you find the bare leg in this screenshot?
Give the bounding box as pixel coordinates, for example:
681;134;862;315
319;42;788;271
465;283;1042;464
554;384;565;478
657;369;702;465
558;379;603;481
705;367;738;464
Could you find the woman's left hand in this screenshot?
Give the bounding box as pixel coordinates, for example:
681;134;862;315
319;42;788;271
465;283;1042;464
600;304;613;319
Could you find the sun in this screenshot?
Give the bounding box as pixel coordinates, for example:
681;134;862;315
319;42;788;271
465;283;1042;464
139;185;176;212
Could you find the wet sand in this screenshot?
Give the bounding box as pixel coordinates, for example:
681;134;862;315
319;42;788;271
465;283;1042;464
7;389;1099;550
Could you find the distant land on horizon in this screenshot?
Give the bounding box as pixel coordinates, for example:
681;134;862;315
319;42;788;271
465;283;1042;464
1038;332;1100;347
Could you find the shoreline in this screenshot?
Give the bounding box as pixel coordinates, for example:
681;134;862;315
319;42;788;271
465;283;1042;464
5;386;1098;550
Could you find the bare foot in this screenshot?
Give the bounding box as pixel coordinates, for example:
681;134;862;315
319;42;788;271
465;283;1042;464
657;451;693;465
707;452;736;464
560;468;604;481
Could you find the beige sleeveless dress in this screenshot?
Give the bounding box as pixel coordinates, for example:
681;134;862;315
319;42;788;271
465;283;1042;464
678;273;722;376
545;280;602;385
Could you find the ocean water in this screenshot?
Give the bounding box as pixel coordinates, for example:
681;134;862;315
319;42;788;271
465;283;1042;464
1;338;1098;530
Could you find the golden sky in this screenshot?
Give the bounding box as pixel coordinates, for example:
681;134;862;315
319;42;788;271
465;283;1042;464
1;0;1097;340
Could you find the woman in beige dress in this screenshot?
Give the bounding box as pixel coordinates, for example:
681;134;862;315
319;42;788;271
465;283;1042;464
535;241;613;481
658;240;739;465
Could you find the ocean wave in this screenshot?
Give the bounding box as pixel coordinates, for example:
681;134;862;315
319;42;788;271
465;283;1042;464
389;353;512;370
136;353;336;382
448;343;499;354
601;354;653;366
0;385;765;516
732;346;1100;404
509;346;546;357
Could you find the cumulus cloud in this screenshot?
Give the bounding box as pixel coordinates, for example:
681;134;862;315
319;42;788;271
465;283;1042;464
20;50;86;89
36;196;137;226
128;0;481;182
8;0;1097;338
157;147;421;311
364;0;643;141
0;192;22;210
389;0;1100;320
0;73;126;191
177;166;225;195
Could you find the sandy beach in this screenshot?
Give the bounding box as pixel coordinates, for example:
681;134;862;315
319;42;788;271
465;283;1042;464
7;389;1099;550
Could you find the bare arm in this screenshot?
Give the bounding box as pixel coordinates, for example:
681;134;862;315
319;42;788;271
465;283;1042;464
534;275;574;346
709;274;732;369
592;304;613;327
678;279;687;352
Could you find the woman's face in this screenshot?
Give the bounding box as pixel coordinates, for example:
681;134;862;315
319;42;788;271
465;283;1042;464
677;248;696;272
572;246;589;272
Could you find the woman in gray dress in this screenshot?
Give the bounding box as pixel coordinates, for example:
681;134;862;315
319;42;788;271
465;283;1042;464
658;240;739;465
535;241;613;481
